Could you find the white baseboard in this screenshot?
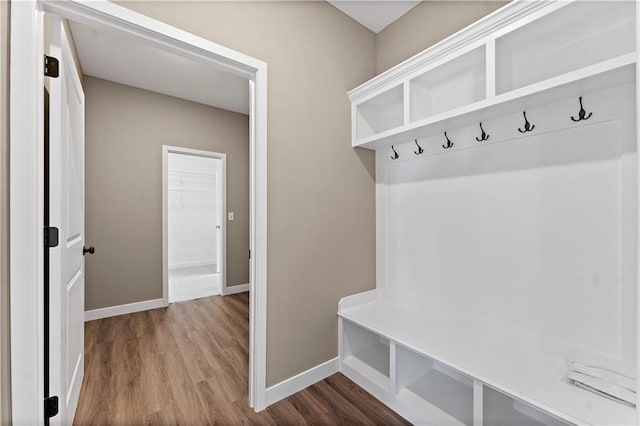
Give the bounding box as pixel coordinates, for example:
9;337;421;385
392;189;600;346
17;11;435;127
169;260;217;269
223;283;250;295
265;357;339;407
85;298;167;322
170;286;220;304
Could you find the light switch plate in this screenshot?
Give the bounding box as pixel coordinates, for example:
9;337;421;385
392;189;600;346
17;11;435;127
228;212;235;221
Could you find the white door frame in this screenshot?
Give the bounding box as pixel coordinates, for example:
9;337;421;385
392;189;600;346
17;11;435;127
9;1;269;423
162;146;228;303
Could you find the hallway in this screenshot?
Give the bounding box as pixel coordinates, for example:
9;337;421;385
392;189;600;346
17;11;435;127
75;293;409;424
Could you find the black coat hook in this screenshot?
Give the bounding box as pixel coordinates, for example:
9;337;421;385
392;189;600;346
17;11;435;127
475;122;490;142
518;111;536;133
390;145;399;160
414;139;424;155
571;96;593;122
442;132;454;149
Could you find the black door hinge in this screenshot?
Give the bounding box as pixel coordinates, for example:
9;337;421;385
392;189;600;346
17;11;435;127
44;227;59;248
44;395;59;418
44;55;59;78
249;249;251;260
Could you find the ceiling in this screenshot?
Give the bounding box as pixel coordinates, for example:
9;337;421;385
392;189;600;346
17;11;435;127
69;21;250;115
69;2;418;113
327;0;420;33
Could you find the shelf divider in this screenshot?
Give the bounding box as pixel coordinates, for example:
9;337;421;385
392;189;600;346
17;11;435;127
403;82;410;127
390;341;398;395
473;380;484;426
485;38;496;100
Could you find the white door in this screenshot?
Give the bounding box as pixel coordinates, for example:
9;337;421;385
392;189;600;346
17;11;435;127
48;17;86;425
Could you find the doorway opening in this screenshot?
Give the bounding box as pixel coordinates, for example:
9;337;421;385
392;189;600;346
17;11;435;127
165;148;226;303
9;2;269;423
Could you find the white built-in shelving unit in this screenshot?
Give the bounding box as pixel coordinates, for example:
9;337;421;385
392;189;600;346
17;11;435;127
341;1;639;425
351;1;636;150
168;169;217;207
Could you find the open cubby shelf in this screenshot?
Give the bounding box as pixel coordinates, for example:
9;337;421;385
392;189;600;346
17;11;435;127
483;386;569;426
341;320;390;391
355;53;635;150
410;46;486;123
355;84;404;140
350;1;637;150
350;342;390;377
495;1;636;94
339;300;634;425
397;373;472;426
396;345;474;426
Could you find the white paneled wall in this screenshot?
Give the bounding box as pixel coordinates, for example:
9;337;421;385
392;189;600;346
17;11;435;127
384;87;635;374
168;153;220;269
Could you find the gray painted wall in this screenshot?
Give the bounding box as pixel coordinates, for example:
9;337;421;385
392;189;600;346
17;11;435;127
375;1;509;74
84;76;250;310
117;0;378;387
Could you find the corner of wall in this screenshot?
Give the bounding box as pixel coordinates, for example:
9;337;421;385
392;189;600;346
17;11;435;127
374;0;510;74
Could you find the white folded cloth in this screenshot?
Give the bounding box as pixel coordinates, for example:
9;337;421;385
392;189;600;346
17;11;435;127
565;361;636;407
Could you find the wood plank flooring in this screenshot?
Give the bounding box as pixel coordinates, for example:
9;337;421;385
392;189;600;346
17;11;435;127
75;293;410;425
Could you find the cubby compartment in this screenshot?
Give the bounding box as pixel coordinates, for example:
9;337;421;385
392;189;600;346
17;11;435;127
496;1;636;94
342;320;390;390
355;85;403;140
410;46;485;123
483;386;570;426
396;345;473;426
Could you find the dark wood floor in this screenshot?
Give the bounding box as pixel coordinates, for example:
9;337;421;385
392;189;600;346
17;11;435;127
75;293;410;425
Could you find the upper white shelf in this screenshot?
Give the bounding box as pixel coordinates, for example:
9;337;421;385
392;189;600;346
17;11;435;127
355;84;404;140
355;53;636;150
350;0;637;150
495;0;636;94
339;299;636;426
410;46;486;124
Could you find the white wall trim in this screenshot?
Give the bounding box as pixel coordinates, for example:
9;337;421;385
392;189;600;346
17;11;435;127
636;1;640;421
84;298;167;322
9;2;45;424
264;357;339;408
224;283;250;295
10;0;268;418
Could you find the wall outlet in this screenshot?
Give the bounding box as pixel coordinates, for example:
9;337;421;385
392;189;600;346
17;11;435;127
228;212;234;221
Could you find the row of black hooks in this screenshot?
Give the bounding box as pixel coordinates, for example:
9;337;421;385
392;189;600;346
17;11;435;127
391;96;593;160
